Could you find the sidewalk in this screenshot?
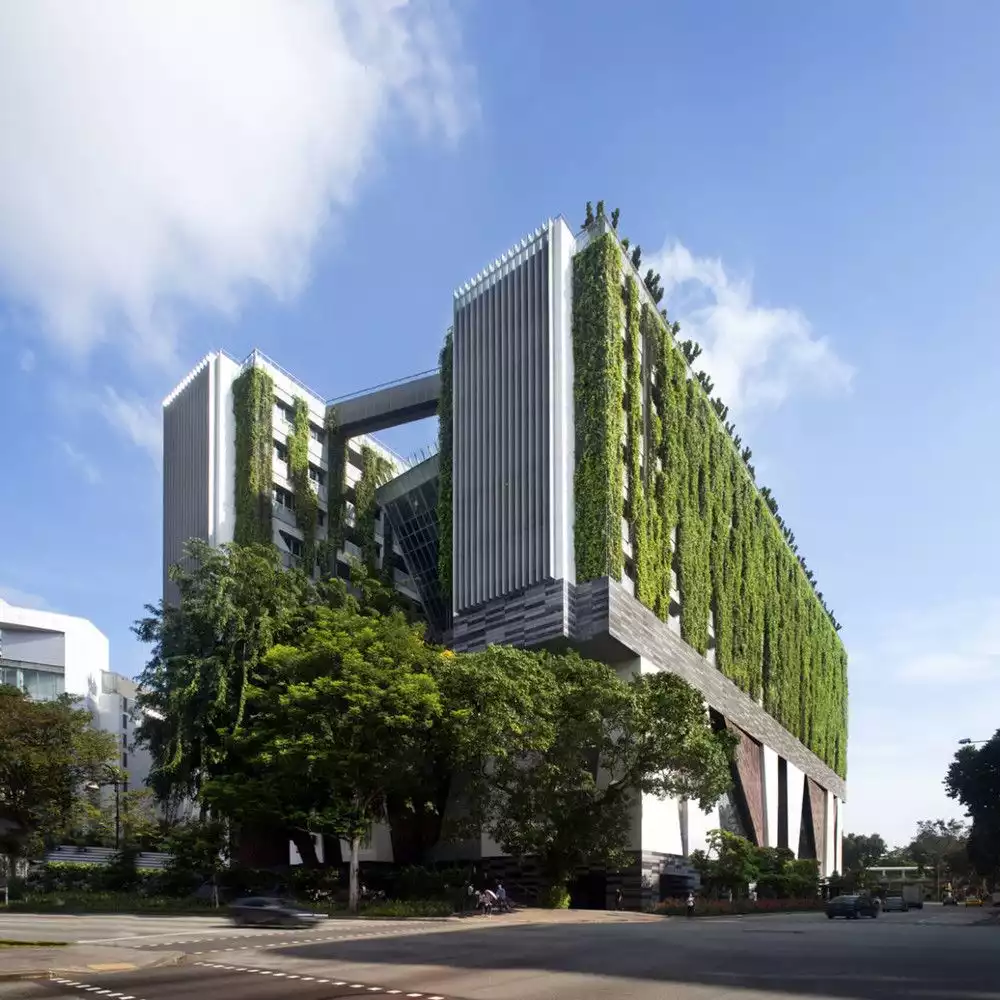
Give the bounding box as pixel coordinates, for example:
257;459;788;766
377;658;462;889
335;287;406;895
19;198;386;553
0;945;185;981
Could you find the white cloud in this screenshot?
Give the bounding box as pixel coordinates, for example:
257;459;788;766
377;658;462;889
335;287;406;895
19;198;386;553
649;240;853;413
845;598;1000;846
0;586;50;610
96;387;162;463
19;349;35;372
0;1;473;365
58;440;102;485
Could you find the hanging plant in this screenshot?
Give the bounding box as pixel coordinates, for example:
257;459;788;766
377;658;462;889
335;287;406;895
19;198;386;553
232;366;274;545
288;398;319;574
572;235;847;777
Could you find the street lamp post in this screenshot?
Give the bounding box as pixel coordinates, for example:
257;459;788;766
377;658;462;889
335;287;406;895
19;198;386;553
113;771;121;850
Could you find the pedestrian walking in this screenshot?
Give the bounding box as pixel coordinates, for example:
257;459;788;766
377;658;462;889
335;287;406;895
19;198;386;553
615;887;624;911
496;882;510;913
686;891;695;918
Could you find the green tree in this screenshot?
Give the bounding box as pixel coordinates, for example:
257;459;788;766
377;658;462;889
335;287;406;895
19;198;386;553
946;733;1000;881
481;654;735;897
842;832;888;872
906;818;968;894
219;604;444;911
384;645;555;866
133;539;313;804
162;819;229;899
699;829;761;898
0;687;118;870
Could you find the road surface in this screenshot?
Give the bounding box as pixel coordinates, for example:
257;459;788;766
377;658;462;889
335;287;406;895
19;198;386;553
2;904;998;1000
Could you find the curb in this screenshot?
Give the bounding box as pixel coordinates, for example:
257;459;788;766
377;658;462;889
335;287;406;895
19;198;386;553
0;949;186;982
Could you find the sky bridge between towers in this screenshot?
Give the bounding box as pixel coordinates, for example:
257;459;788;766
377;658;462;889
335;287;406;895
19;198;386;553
327;369;441;437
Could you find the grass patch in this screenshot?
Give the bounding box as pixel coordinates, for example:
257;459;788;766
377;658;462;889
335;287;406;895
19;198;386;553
0;940;69;948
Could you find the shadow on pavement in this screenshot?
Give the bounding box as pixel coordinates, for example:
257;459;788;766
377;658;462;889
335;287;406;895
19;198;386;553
266;915;1000;1000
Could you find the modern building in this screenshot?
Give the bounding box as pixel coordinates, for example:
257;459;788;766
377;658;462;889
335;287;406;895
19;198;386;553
163;208;848;904
161;350;433;612
0;599;152;795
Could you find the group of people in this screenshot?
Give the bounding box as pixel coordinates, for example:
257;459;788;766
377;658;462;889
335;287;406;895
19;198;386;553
464;880;511;915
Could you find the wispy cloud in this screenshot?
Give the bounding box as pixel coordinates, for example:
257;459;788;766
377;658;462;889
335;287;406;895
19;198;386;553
96;387;161;463
58;439;102;485
0;585;50;610
648;240;854;413
0;1;475;366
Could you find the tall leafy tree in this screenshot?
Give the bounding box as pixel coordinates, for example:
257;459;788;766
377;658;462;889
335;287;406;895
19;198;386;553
133;539;313;804
385;645;555;865
946;733;1000;880
842;832;888;872
0;687;118;870
481;653;735;896
691;829;761;897
214;604;444;911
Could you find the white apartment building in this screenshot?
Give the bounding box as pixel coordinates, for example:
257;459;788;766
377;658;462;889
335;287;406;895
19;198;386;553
0;599;151;794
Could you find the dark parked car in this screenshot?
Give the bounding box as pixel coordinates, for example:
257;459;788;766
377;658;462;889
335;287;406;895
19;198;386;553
229;897;323;928
826;894;880;919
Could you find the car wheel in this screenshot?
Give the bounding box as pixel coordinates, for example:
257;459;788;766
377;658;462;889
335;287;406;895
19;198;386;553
871;911;878;918
827;913;834;919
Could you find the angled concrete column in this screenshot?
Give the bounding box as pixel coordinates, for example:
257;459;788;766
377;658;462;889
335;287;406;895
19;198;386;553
762;745;780;847
786;760;805;855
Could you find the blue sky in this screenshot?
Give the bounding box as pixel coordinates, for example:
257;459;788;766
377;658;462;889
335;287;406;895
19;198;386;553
2;0;998;847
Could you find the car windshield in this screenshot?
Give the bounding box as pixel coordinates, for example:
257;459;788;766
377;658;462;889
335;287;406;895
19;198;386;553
835;895;857;902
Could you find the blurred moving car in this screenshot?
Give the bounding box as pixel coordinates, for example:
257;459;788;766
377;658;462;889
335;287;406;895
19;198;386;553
229;897;323;927
826;894;880;919
882;895;907;912
965;896;983;907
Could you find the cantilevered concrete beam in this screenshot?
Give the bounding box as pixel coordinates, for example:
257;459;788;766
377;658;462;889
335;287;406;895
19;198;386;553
328;372;440;437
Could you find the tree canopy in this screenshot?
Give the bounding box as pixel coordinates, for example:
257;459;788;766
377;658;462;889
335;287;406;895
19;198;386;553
137;541;738;906
0;686;118;868
481;653;735;888
946;732;1000;879
842;832;888;872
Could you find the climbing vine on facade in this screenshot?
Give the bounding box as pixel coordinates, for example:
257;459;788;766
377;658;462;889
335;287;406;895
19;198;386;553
288;397;318;575
322;407;348;574
437;330;453;599
232;366;274;546
573;214;847;777
572;233;625;582
356;445;394;573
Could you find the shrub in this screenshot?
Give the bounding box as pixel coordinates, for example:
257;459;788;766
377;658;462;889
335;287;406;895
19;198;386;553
654;896;824;916
4;892;217;913
540;884;571;909
357;899;452;918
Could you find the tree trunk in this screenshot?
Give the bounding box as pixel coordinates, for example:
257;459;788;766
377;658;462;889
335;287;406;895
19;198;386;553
289;828;320;868
349;836;360;914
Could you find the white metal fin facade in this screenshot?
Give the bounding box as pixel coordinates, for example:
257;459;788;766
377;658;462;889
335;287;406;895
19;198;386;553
452;222;575;614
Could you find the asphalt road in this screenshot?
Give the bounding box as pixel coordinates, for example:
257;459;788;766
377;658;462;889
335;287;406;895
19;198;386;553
4;905;999;1000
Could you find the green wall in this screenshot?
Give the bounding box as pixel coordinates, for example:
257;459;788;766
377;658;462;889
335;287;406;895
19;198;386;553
573;232;847;777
